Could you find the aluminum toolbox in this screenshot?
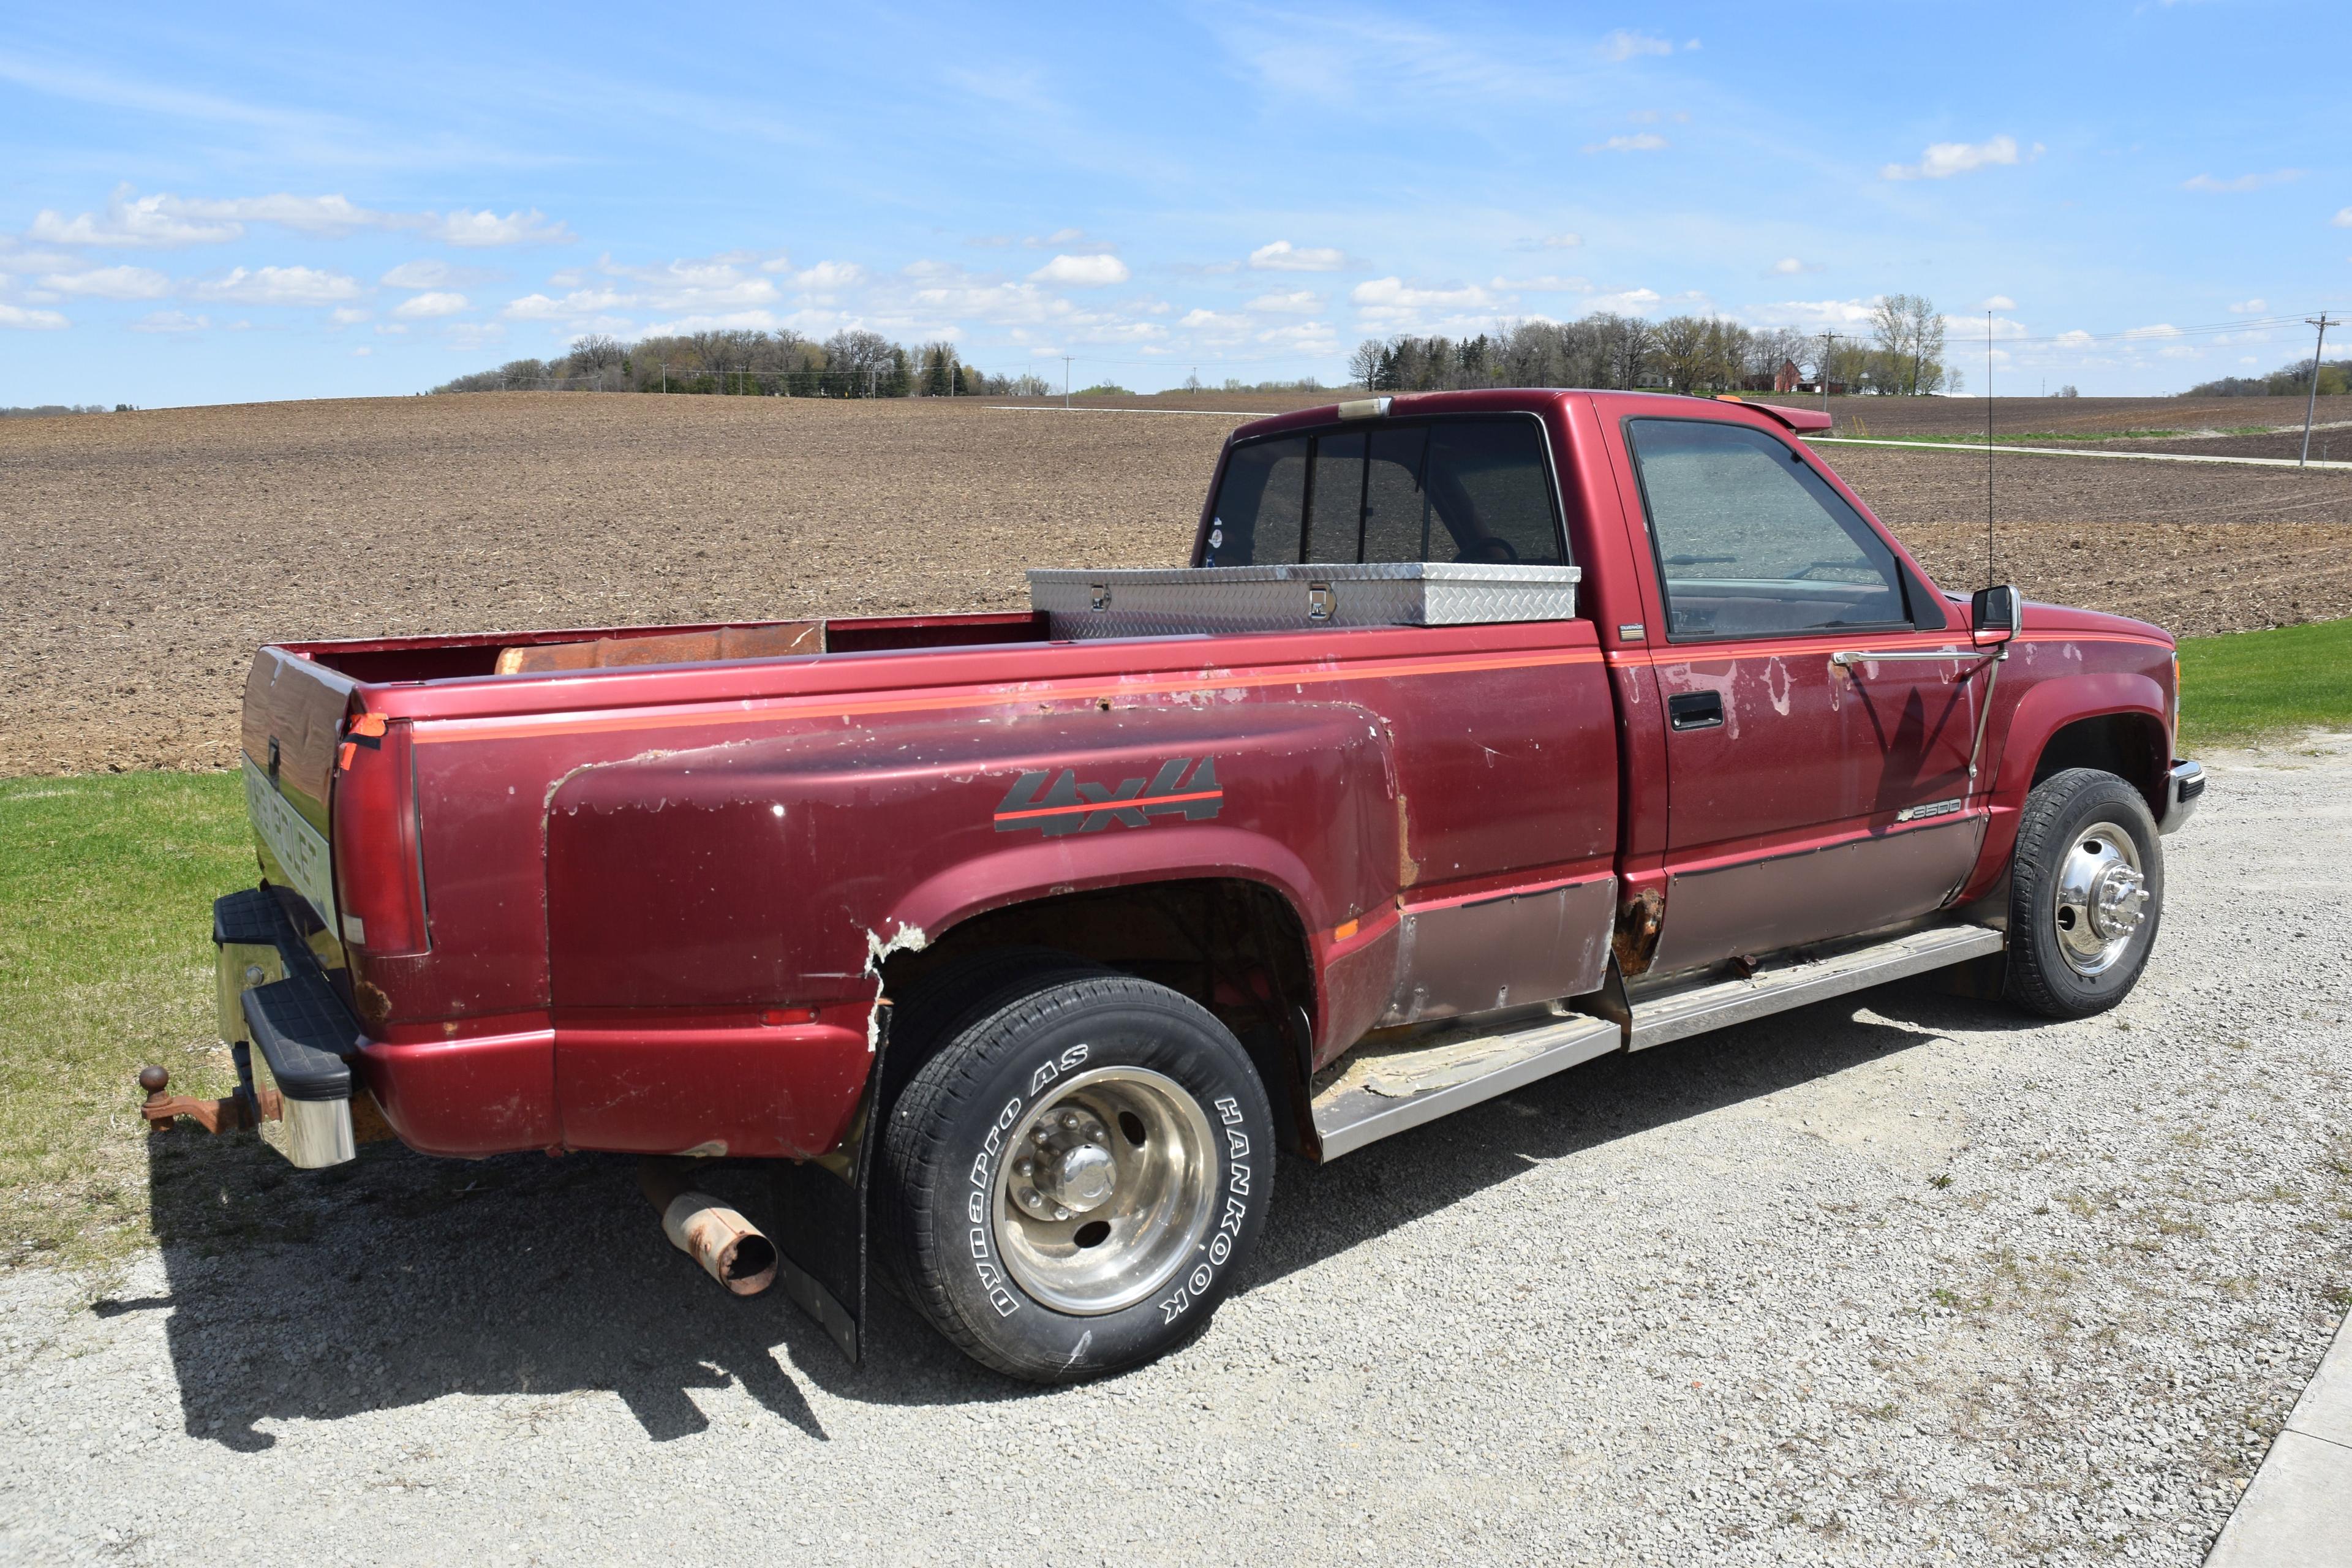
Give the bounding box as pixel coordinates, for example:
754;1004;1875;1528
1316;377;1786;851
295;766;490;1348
1028;562;1581;639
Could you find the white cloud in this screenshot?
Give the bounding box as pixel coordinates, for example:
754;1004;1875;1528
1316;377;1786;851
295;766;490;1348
39;265;170;299
1587;287;1662;314
1352;277;1497;310
1029;254;1131;286
2052;330;2094;349
431;209;573;247
380;258;497;289
1542;233;1582;249
1491;274;1589;292
1766;296;1883;328
2333;208;2352;228
639;310;786;334
1179;308;1248;332
1257;321;1339;352
351;347;371;357
2180;170;2301;194
1773;258;1807;276
2122;323;2182;339
1981;294;2017;309
175;193;389;236
25;186;570;249
793;260;865;290
331;306;371;325
29;189;240;247
1586;134;1668;153
1880;135;2037;181
393;290;469;319
1249;240;1345;272
2228;298;2267;314
503;287;630;320
0;302;70;329
129;310;206;333
1248;290;1321;313
191;265;361;304
1600;29;1674;61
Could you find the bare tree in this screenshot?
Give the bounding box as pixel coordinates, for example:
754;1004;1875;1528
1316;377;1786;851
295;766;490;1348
572;333;622;372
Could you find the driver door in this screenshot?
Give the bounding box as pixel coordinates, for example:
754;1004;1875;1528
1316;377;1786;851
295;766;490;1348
1609;414;1986;974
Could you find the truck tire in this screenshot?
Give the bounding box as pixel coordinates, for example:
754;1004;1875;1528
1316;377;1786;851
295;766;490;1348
2003;767;2164;1019
881;968;1275;1383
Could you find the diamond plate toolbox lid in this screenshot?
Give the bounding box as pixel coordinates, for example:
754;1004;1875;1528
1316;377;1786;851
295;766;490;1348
1028;561;1581;639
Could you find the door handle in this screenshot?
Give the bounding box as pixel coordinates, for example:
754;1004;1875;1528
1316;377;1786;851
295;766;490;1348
1668;691;1724;731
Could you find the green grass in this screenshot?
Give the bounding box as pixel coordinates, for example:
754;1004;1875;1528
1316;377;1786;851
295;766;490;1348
2177;617;2352;750
0;771;254;1268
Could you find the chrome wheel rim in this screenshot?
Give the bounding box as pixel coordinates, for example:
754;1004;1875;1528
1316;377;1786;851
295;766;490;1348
2051;818;2148;977
994;1065;1218;1316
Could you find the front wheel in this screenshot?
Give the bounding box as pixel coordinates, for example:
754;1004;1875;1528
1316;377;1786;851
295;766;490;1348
2004;767;2165;1018
881;968;1274;1382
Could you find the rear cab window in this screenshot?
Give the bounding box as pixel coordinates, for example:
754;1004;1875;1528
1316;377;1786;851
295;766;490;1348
1622;418;1918;641
1205;415;1567;568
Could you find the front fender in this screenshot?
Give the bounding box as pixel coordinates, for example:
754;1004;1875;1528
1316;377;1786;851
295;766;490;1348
1959;665;2168;902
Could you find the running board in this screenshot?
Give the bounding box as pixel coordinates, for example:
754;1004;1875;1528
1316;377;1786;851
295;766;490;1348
1626;922;2005;1052
1309;1007;1623;1161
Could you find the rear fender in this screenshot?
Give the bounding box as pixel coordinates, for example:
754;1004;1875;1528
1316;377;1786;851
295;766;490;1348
545;700;1400;1016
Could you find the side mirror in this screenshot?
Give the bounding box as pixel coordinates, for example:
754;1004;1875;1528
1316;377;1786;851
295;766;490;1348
1970;584;2021;646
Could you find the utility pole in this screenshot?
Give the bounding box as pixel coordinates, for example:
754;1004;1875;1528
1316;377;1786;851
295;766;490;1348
2301;314;2336;468
1063;355;1074;410
1819;332;1844;415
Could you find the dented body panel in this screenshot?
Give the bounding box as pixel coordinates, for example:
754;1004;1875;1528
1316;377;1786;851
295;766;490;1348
221;388;2182;1167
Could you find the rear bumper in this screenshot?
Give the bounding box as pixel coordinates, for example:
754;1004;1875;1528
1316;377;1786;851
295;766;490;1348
214;891;363;1169
2158;760;2205;835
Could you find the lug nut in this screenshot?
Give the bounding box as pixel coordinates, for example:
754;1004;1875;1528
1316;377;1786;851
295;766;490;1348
1019;1187;1041;1208
1060;1111;1079;1130
1052;1206;1070;1221
1033;1127;1052;1145
1015;1156;1033;1175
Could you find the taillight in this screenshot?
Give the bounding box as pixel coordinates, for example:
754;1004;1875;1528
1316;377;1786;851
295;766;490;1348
331;712;429;956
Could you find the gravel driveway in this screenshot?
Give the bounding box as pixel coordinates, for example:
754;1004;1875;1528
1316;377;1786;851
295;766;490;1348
4;739;2348;1566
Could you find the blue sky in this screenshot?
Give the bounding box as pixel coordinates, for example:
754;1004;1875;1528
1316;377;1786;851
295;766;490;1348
2;2;2347;404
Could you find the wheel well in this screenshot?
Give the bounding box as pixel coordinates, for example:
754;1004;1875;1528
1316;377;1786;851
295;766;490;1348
2029;712;2168;818
878;880;1319;1150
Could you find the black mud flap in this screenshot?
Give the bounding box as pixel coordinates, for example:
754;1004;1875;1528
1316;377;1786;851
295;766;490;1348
769;1009;888;1364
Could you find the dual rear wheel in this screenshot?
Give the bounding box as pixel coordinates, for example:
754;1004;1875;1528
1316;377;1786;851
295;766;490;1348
878;960;1275;1384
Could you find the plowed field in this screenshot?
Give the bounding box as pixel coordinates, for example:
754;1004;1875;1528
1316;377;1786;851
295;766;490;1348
5;392;2350;775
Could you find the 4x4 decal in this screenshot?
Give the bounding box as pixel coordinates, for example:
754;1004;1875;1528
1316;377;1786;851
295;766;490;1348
993;757;1223;838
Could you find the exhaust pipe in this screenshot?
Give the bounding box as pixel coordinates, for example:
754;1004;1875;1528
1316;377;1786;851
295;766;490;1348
638;1158;778;1297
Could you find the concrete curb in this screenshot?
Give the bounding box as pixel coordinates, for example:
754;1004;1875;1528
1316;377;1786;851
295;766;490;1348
2206;1311;2352;1566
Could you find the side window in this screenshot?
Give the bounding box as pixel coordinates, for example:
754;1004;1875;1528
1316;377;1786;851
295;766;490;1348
1624;418;1908;639
1205;434;1307;565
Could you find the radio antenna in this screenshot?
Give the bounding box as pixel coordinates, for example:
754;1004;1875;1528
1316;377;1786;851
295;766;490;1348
1985;309;1996;587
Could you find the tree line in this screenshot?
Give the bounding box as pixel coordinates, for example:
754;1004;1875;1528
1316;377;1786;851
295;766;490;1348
2187;355;2352;399
433;329;1055;398
1348;295;1962;398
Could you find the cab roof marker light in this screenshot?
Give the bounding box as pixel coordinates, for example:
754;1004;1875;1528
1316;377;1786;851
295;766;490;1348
1336;397;1392;420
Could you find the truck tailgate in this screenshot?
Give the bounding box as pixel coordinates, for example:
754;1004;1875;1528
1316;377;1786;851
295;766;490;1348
241;646;354;938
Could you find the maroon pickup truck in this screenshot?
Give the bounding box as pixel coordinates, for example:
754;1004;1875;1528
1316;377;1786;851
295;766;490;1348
148;388;2203;1382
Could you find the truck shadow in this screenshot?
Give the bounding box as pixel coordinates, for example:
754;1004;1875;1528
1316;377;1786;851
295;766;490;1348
138;978;2013;1444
